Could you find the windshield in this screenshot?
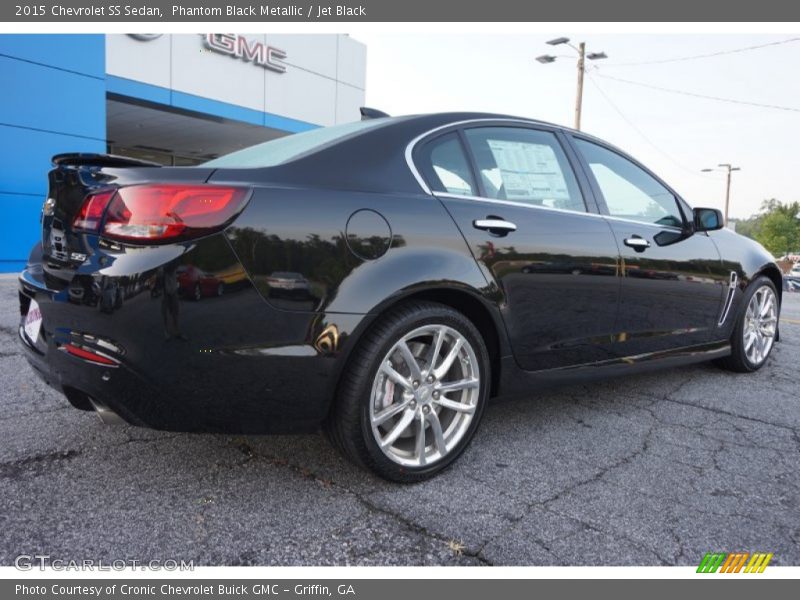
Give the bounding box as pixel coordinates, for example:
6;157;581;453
201;118;392;168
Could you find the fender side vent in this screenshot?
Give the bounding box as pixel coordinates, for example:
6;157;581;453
718;271;738;326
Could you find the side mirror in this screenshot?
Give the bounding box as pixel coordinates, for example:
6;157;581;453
693;207;724;232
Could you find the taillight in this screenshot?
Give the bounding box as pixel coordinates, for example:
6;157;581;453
72;190;114;231
102;184;249;243
62;343;118;366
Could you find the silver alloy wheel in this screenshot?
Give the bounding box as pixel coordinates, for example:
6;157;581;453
369;324;480;467
743;285;778;366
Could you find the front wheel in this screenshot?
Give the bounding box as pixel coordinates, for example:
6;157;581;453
327;301;490;482
716;276;779;372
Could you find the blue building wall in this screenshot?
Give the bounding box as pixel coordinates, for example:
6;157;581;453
0;34;106;273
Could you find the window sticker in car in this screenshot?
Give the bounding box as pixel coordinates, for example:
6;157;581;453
486;140;571;204
433;165;473;196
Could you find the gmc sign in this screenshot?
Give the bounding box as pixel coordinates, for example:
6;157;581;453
203;34;287;73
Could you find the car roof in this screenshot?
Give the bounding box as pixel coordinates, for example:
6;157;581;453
384;111;571;131
211;112;588;196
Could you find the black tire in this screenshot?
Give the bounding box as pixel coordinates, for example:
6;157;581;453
715;275;779;373
326;300;490;483
193;284;202;301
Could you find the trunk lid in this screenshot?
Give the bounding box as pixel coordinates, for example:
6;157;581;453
41;153;214;273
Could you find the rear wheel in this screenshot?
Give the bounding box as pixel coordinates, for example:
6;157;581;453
327;301;490;482
716;276;779;372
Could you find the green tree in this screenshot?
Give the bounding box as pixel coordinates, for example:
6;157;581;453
736;198;800;257
751;199;800;257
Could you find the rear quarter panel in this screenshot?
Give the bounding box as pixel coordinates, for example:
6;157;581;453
222;184;495;316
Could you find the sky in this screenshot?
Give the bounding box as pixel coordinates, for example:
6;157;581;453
353;33;800;219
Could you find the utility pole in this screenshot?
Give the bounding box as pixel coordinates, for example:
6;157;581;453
723;165;733;226
536;38;607;131
575;42;586;130
701;163;741;226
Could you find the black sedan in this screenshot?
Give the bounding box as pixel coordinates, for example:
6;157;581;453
18;112;781;481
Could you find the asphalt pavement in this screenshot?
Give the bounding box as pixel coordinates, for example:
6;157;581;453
1;274;798;566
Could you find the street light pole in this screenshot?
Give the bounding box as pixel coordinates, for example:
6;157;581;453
701;163;741;226
536;38;606;131
574;42;585;130
723;166;733;226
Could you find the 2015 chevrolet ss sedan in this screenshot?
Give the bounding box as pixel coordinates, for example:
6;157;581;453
18;112;781;482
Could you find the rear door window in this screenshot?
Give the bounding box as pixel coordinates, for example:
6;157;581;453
463;127;586;213
417;133;477;196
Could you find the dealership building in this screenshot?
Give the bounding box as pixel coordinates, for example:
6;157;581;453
0;33;367;272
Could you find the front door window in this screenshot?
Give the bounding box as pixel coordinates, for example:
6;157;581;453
574;138;684;228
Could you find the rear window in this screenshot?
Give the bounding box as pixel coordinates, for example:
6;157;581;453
201;118;393;168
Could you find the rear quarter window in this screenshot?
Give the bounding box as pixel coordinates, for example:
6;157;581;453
202;118;393;168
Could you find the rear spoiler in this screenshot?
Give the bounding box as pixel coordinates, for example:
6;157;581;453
52;153;162;168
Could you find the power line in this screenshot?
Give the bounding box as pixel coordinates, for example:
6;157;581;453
604;37;800;67
585;74;718;180
593;72;800;113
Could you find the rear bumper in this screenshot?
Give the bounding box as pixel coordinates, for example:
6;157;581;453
17;235;362;434
18;315;161;427
18;262;166;426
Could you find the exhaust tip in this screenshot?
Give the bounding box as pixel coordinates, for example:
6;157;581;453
87;396;127;426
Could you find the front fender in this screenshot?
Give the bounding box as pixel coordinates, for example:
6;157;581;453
709;228;783;337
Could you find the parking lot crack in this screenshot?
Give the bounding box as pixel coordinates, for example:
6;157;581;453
354;493;494;565
668;525;689;564
792;429;800;455
659;396;799;435
545;507;672;565
0;449;80;480
226;439;492;564
541;417;657;507
472;417;673;564
0;405;71;422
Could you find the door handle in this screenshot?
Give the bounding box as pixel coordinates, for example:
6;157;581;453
623;235;650;252
473;217;517;236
